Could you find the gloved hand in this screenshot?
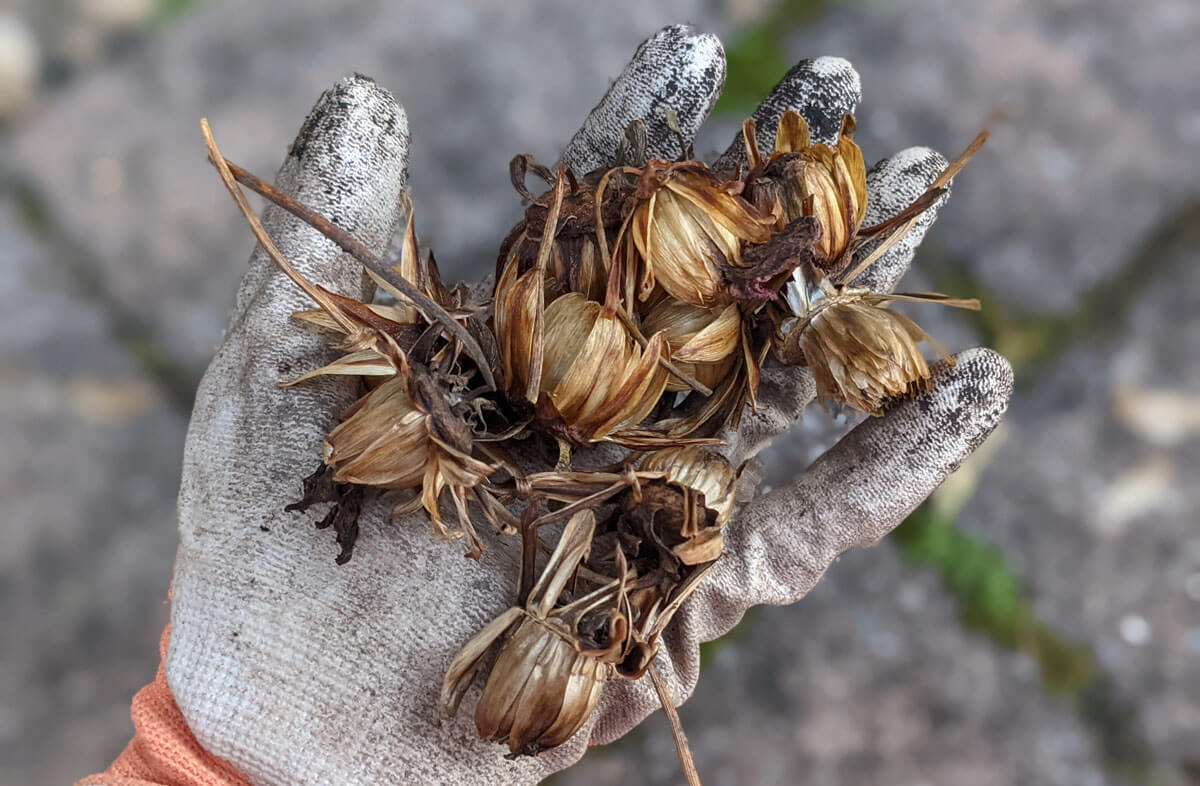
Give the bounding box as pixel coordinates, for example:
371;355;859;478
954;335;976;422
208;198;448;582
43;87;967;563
86;24;1012;786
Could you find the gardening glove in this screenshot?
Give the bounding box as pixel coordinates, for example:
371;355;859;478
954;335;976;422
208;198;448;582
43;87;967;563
81;23;1012;786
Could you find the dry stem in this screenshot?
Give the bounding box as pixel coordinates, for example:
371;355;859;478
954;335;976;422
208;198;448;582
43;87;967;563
649;663;702;786
202;125;495;390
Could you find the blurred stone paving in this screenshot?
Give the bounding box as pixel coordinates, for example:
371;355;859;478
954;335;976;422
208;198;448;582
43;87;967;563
0;195;179;784
557;546;1113;786
2;1;1199;784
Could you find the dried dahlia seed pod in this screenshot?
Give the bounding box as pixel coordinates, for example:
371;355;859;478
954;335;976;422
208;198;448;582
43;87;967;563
744;111;867;269
787;283;941;415
639;446;738;527
472;614;610;753
629;161;777;308
320;367;496;557
323;374;429;488
440;511;622;756
537;292;669;444
627;447;738;565
496;155;628;301
640;299;741;392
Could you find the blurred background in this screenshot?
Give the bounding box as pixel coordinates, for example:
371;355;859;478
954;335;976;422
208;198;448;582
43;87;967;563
0;0;1197;784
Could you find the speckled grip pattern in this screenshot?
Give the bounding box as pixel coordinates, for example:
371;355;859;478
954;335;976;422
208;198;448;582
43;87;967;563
712;56;863;176
559;24;725;173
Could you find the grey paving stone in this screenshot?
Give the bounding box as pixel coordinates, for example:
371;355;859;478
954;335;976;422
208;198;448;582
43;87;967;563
965;231;1200;768
0;197;181;784
557;545;1114;786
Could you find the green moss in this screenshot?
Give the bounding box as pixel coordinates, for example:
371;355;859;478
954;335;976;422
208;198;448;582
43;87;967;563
893;503;1157;777
893;507;1030;650
718;26;792;118
154;0;204;24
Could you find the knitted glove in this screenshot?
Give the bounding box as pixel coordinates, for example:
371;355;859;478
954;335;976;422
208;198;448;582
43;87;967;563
90;24;1012;786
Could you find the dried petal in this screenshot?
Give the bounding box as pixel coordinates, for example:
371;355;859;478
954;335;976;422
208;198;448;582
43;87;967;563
494;255;545;402
323;376;429;488
537;293;668;443
790;290;941;415
473;615;609;754
641;301;741;392
279;349;399;386
439;606;524;720
639;446;739;526
746;111;867;268
630;162;777;307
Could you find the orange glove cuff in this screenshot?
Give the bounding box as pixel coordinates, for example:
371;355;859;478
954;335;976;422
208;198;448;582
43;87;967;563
75;624;252;786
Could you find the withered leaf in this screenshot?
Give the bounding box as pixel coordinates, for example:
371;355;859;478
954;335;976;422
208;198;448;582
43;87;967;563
285;463;368;565
720;215;821;301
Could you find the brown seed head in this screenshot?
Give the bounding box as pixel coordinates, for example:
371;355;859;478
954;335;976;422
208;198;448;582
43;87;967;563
497;157;632;302
322;370;495;557
441;511;622;754
639;446;739;527
472;614;611;755
786;287;938;416
745;111;867;268
323;375;430;488
630;161;777;308
537;293;669;443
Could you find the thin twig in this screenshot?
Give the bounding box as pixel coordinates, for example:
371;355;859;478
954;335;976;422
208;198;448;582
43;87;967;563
648;663;702;786
842;127;990;287
528;479;631;530
517;501;541;607
204;136;495;390
202;120;357;332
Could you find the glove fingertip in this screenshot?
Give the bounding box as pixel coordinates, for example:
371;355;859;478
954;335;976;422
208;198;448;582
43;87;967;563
287;75;411;181
249;75;410;307
559;24;726;174
721;346;1013;610
771;56;862;144
851;145;949;293
852;346;1013;498
864;145;949;224
918;347;1014;456
713;55;861;175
